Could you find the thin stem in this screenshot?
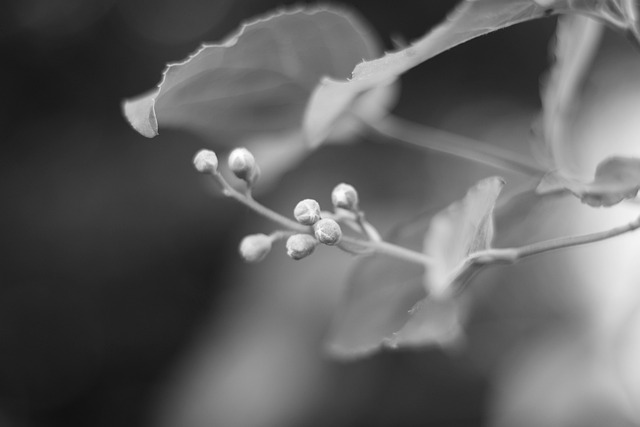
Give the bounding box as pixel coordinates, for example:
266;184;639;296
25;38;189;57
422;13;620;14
340;235;432;265
210;171;433;264
473;215;640;264
210;165;640;272
269;230;297;241
513;215;640;259
213;172;308;233
368;115;545;176
354;209;382;242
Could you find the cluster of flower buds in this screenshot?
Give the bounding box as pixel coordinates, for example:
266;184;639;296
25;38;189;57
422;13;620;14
193;147;363;263
285;198;344;260
193;147;260;188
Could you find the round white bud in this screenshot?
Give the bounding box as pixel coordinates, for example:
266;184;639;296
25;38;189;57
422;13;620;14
286;234;318;260
239;233;272;262
228;147;259;184
314;218;342;246
193;150;218;174
293;199;321;225
331;183;359;210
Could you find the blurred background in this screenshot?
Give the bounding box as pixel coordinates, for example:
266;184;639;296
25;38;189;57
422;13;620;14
2;0;640;426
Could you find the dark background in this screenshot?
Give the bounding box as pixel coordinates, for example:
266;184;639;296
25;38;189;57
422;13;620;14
0;1;557;426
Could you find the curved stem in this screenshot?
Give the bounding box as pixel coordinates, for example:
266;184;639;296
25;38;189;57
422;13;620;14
474;214;640;264
341;236;432;265
209;167;640;273
209;170;433;264
368;115;545;176
513;214;640;259
213;171;309;233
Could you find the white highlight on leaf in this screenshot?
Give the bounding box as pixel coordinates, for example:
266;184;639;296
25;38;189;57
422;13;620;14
423;176;504;296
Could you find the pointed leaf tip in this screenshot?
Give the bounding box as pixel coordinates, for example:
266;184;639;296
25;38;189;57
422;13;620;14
122;91;159;138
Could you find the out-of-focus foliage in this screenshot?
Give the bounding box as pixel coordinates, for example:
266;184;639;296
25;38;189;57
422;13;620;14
123;6;396;149
535;15;603;171
538;156;640;206
327;177;504;358
305;0;638;149
7;0;640;426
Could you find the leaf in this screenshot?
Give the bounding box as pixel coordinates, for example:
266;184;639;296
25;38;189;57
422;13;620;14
304;0;556;146
326;275;427;358
326;177;504;358
384;298;464;350
325;210;440;358
303;0;636;147
536;15;603;172
424;176;505;296
537;157;640;206
122;7;394;146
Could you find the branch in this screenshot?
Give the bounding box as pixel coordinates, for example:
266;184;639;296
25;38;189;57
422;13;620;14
212;171;309;233
474;214;640;264
209;169;433;264
368;115;545;176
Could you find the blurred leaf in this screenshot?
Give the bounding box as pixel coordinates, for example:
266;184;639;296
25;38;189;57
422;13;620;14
535;15;603;171
304;0;558;146
122;6;393;146
326;275;427;358
326;177;504;358
384;298;464;350
424;176;505;296
304;0;635;147
492;333;638;427
537;157;640;206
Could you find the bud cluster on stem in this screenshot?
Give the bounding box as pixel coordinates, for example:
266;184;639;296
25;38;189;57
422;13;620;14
191;146;640;281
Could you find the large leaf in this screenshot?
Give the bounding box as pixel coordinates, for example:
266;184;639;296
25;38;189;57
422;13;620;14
122;7;394;145
424;176;505;296
326;177;504;358
304;0;636;147
537;157;640;206
304;0;556;147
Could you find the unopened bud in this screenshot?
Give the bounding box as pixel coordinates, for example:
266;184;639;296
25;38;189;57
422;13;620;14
314;218;342;246
193;150;218;174
228;148;259;184
293;199;321;225
286;234;318;260
239;233;272;262
331;183;359;210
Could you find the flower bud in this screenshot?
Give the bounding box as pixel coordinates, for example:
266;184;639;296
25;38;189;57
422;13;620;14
331;183;359;210
314;218;342;246
239;233;272;262
193;149;218;174
228;147;259;184
293;199;321;225
286;234;318;260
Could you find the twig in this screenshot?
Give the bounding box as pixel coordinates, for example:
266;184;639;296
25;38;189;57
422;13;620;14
367;115;545;176
474;215;640;264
